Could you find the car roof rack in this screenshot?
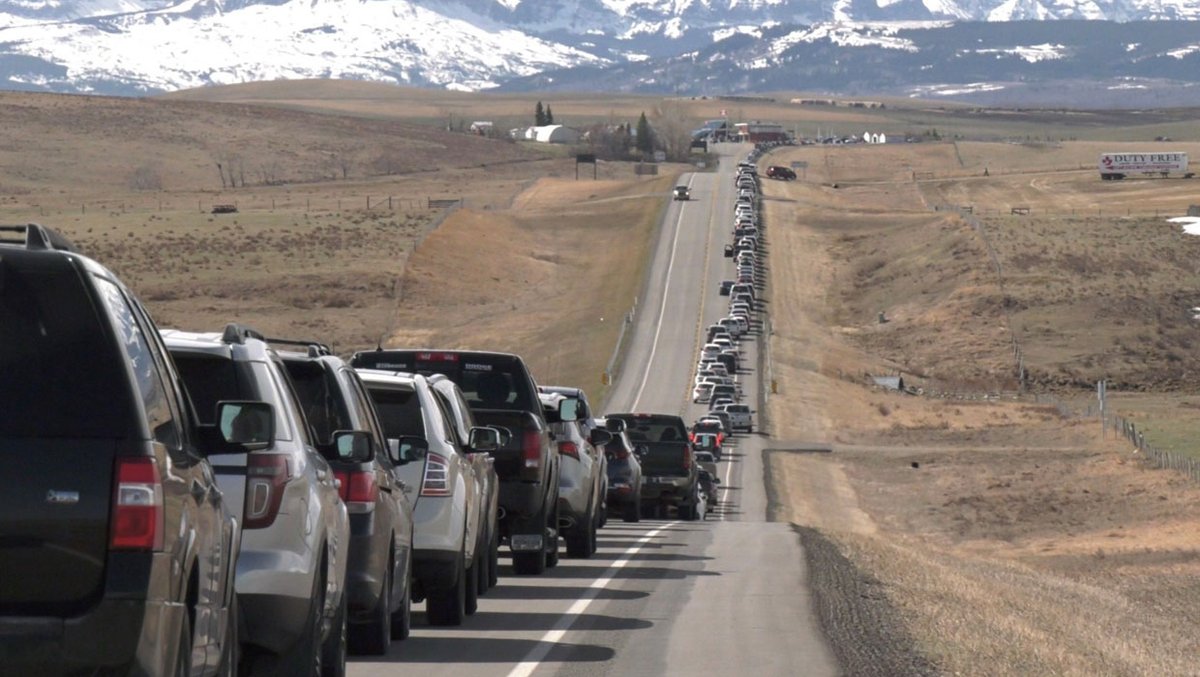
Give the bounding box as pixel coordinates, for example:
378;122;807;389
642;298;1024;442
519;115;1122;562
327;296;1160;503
221;323;266;345
0;223;76;252
265;337;333;357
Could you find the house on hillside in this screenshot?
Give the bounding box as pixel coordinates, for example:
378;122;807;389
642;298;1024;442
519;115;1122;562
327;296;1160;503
515;125;582;144
469;121;493;136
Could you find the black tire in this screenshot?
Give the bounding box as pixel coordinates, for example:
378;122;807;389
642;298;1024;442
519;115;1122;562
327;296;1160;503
217;593;239;677
487;527;500;589
464;550;479;616
545;503;560;569
175;606;193;677
622;500;641;523
476;535;491;596
320;585;347;677
512;550;546;576
348;551;390;656
565;520;591;558
425;552;466;626
390;548;412;641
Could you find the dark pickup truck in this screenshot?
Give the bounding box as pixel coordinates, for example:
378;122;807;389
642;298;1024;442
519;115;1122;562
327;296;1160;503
350;349;568;576
607;413;701;521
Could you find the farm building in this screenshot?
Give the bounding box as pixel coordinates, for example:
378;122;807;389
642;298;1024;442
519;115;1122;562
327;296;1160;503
733;122;789;143
469;121;493;135
515;125;582;144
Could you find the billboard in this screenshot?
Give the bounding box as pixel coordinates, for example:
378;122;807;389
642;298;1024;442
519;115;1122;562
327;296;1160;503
1098;152;1188;176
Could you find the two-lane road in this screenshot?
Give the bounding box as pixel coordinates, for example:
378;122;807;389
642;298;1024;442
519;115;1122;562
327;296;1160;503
349;145;837;677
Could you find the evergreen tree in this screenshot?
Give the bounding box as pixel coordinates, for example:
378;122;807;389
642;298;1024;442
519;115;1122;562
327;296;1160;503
545;105;554;125
535;101;546;126
636;112;654;156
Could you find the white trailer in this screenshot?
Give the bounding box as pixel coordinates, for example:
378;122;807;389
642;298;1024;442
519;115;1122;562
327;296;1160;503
1099;152;1190;180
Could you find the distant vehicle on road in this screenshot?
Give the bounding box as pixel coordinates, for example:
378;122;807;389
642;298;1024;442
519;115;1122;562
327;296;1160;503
674;185;691;200
766;165;797;180
607;413;701;520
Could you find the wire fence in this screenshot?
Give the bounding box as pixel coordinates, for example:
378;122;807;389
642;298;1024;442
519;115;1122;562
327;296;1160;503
1109;414;1200;483
1;194;464;218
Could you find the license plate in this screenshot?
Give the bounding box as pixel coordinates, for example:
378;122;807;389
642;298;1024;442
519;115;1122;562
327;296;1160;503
510;534;544;552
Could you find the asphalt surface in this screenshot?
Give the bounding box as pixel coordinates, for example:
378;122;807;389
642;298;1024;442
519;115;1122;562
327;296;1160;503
348;145;838;677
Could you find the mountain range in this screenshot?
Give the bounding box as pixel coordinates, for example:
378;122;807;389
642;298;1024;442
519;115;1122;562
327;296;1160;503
0;0;1198;104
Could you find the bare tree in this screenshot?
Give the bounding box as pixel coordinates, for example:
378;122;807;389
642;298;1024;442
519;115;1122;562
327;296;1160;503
128;164;163;191
652;100;696;162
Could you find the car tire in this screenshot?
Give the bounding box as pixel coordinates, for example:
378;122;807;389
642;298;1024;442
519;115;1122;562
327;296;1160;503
320;584;347;677
348;551;390;656
487;527;500;589
217;593;238;677
512;550;546;576
676;502;693;521
425;551;466;626
464;550;479;616
545;501;560;569
622;500;641;523
476;535;491;596
292;560;327;676
174;606;193;677
565;515;591;558
391;548;412;641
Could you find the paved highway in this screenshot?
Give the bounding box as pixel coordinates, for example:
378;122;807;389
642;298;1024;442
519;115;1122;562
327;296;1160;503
349;145;837;677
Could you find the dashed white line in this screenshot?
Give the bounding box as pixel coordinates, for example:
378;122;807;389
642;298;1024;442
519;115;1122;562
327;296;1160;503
504;522;680;677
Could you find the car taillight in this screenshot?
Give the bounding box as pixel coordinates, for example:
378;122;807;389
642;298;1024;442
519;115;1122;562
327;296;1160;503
421;452;452;497
245;454;291;530
682;449;693;472
559;441;580;460
335;470;379;513
522;430;542;469
110;457;163;551
613;447;630;460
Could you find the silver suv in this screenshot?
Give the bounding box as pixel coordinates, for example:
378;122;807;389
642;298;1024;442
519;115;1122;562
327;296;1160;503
356;369;483;626
163;325;350;676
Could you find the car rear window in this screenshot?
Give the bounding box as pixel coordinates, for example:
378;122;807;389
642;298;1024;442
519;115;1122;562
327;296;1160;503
365;386;425;439
284;360;351;445
353;351;535;412
609;414;689;444
0;258;131;438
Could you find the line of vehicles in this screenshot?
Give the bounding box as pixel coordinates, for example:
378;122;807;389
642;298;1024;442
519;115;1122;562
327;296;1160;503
0;153;766;677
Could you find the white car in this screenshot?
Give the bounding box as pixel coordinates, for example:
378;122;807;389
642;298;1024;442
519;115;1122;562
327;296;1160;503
692;382;714;404
700;344;722;360
357;370;482;626
714;403;755;433
539;393;605;558
718;317;744;338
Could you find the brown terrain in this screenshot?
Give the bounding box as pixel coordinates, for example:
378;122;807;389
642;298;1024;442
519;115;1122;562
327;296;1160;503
5;84;1200;674
762;142;1200;675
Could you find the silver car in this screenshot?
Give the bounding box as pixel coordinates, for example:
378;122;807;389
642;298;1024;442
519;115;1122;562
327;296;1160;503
163;325;350;676
539;393;606;558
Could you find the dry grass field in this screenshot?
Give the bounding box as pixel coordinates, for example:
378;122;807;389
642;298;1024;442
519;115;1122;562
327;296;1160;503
761;138;1200;675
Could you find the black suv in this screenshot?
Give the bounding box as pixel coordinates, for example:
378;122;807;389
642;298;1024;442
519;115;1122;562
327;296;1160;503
0;224;241;675
351;349;567;576
276;340;416;656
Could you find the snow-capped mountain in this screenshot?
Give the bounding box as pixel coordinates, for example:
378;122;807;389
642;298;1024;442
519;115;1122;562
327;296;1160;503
0;0;1197;97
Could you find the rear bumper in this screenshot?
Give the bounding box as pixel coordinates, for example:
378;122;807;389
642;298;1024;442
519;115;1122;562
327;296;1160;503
413;549;460;592
606;482;638;506
640;479;691;506
496;481;547;536
0;598;184;675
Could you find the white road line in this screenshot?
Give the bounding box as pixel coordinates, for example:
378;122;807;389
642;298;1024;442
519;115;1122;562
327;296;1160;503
504;522;679;677
631;175;695;411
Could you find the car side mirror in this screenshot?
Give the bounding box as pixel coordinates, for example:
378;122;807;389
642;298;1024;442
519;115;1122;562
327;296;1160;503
332;430;373;462
589;428;612;447
635;444;649;456
558;397;580;422
489;426;512;446
388;436;428;465
468;426;501;453
604;418;626;433
216;401;274;451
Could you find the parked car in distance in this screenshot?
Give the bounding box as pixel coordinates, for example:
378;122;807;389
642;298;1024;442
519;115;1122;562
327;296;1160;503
274;340;416;654
1;224;241;677
713;403;755;433
164;324;350;676
766;165;797;180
